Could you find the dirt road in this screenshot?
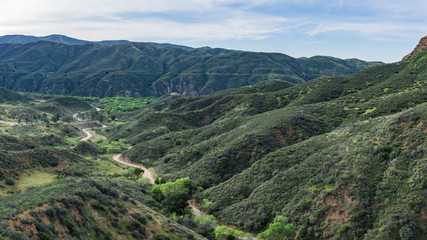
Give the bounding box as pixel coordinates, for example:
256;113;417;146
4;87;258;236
81;128;92;141
112;154;155;183
0;120;18;126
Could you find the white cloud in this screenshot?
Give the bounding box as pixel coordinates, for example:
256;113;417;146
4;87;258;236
13;16;288;42
0;0;289;41
306;20;427;40
0;0;424;45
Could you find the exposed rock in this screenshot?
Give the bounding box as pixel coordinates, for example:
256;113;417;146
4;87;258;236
403;35;427;60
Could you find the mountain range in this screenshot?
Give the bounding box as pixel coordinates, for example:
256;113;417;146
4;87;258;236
0;35;425;240
0;35;382;97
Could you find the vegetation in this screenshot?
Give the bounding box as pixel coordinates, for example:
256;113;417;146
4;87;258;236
0;92;205;238
151;178;195;215
0;178;204;239
0;87;27;103
0;42;425;239
104;50;427;239
0;41;381;97
76;96;155;114
214;226;253;240
257;216;296;239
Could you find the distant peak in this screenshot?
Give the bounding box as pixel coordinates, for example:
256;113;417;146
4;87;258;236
402;35;427;60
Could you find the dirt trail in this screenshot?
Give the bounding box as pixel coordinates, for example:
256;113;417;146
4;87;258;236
188;199;203;216
81;128;92;141
0;120;18;126
72;113;79;121
112;154;155;184
78;114;204;217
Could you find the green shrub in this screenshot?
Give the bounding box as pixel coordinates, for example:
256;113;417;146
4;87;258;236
257;216;296;240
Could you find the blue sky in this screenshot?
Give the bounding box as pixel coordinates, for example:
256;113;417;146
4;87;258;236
0;0;426;62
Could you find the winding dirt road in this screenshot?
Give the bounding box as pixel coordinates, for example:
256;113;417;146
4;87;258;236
112;153;203;216
81;128;92;141
112;154;155;184
78;118;203;217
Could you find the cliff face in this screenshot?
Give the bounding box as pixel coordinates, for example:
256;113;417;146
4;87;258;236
403;35;427;60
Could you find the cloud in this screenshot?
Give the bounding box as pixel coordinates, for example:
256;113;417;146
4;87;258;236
0;0;424;45
306;20;427;40
0;0;290;41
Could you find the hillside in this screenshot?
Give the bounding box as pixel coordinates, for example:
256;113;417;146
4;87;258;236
0;178;204;239
0;87;27;103
104;49;427;239
0;90;209;239
0;40;381;97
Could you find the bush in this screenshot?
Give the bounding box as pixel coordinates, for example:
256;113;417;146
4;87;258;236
5;178;15;186
38;232;52;240
257;216;296;240
150;178;193;215
214;226;251;240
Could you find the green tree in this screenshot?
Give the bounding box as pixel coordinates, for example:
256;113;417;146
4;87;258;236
154;177;166;184
214;226;251;240
257;216;296;240
150;177;194;215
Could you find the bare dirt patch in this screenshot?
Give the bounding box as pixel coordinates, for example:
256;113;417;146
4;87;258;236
219;99;235;107
275;129;287;145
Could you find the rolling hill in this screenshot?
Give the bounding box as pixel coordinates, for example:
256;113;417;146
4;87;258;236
0;86;27;103
0;36;425;240
0;89;206;239
104;47;426;239
0;39;381;97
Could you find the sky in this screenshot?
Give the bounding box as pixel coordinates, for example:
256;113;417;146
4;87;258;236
0;0;426;63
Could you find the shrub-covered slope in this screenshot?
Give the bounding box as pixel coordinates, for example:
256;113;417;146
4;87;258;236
0;41;381;97
0;178;205;239
0;87;27;103
204;102;426;239
106;50;426;239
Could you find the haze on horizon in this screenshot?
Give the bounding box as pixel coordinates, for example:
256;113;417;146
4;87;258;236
0;0;426;63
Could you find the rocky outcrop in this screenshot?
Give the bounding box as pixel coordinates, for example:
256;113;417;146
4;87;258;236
403;35;427;60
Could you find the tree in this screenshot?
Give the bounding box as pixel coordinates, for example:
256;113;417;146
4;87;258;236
134;168;144;179
214;226;251;240
154;177;166;184
150;177;194;215
51;114;60;123
257;216;296;240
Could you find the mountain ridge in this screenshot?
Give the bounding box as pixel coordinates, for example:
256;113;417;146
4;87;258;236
0;39;382;97
0;37;425;240
0;34;192;50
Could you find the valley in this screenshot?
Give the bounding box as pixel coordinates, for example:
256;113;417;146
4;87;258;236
0;36;425;240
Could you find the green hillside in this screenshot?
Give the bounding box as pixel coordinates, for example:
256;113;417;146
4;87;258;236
0;87;27;103
0;41;425;239
0;178;204;240
0;90;208;239
104;50;427;239
0;41;381;97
